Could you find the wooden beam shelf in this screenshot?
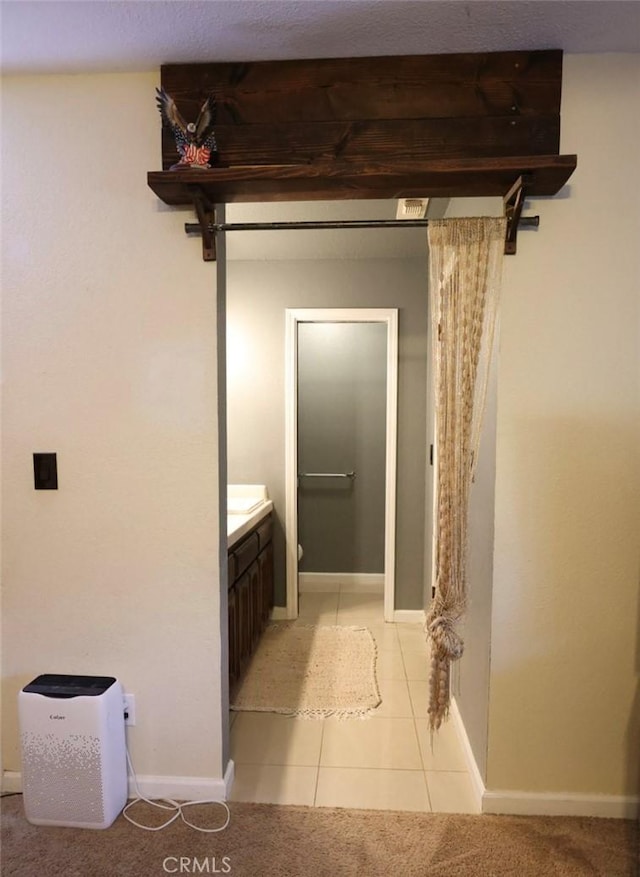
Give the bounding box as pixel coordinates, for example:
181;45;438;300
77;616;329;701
148;51;577;259
147;154;576;206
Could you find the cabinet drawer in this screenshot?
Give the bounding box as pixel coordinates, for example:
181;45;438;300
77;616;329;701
227;554;236;588
256;515;273;551
233;531;259;579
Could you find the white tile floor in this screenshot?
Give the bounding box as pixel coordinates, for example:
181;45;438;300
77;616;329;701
230;590;479;813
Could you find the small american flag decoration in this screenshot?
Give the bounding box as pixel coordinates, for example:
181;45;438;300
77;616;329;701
156;87;218;169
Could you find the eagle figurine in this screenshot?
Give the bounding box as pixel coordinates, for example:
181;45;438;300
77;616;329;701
156;87;218;169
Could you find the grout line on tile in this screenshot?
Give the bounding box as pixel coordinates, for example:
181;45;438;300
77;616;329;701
399;643;411;679
422;769;432;811
313;720;327;806
313;764;430;773
310;764;320;808
233;759;322;768
413;713;427;771
416;717;434;810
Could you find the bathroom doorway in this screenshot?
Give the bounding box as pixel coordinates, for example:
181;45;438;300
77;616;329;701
284;308;398;622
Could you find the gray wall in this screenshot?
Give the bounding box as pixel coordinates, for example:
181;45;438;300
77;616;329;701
298;322;387;573
226;257;429;609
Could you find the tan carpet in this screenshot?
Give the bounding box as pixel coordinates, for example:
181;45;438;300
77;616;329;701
231;623;381;718
2;796;638;876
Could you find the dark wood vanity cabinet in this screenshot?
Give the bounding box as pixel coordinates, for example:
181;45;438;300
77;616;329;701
227;514;274;693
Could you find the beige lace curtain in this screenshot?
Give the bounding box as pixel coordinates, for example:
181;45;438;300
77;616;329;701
426;217;506;730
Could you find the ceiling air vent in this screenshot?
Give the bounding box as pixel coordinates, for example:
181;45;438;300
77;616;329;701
396;198;429;220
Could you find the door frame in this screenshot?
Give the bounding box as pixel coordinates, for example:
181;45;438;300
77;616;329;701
284;308;398;622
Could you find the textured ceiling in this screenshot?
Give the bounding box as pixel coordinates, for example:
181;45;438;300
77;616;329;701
4;1;635;261
2;1;639;75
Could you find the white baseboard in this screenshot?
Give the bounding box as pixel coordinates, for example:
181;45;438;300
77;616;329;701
482;789;640;819
129;773;229;801
2;771;22;794
3;760;236;803
449;697;639;819
299;573;384;593
270;606;289;621
449;697;485;812
224;758;235;798
393;610;426;624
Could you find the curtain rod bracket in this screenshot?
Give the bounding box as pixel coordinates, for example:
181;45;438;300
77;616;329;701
189;187;217;262
503;174;533;256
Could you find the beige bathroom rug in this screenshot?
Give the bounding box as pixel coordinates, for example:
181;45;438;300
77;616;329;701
230;622;381;718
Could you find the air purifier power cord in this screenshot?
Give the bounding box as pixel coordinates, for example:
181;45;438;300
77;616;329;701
123;746;230;833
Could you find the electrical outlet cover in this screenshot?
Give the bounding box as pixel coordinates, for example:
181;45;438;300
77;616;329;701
123;694;136;726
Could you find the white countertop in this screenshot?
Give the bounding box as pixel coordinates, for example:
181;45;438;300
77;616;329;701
227;484;273;548
227;500;273;548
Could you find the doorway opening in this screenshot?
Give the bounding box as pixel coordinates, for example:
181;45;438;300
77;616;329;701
223;205;464;812
284;309;398;622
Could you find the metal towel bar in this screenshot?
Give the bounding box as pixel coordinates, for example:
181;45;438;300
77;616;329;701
298;471;356;479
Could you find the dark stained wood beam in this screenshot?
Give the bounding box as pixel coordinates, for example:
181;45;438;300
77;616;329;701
149;50;576;261
158;50;564;172
161;51;562;123
147;155;577;207
161;116;560;169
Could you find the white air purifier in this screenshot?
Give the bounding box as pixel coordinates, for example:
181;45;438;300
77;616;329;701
18;674;127;829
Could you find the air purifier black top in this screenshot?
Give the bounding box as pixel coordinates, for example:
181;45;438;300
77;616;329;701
22;674;118;698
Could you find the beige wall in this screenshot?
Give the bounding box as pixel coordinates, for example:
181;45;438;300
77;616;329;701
2;53;638;805
1;74;227;787
488;54;640;797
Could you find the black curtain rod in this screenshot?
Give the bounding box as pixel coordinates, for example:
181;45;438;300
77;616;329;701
185;216;539;235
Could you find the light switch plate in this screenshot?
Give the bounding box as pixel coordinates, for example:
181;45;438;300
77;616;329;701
33;453;58;490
